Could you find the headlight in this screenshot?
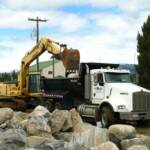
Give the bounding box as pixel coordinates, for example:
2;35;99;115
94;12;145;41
118;105;126;110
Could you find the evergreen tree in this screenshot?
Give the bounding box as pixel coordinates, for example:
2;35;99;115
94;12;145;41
0;71;18;82
137;15;150;89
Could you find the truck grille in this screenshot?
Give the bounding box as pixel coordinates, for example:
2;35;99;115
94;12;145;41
133;91;150;112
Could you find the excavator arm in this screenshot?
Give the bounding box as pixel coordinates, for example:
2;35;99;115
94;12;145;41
19;37;80;95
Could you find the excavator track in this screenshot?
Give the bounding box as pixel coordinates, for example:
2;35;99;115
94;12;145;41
0;97;27;110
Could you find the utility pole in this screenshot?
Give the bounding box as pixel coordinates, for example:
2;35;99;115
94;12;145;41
28;16;47;72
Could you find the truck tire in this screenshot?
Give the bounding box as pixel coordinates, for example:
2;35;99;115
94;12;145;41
100;106;114;128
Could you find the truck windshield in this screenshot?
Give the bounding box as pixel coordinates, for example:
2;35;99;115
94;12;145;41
105;72;131;83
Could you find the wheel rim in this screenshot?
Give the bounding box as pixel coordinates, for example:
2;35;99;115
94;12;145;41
101;110;108;127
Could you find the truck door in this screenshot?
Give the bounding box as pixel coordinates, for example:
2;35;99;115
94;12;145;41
92;73;105;102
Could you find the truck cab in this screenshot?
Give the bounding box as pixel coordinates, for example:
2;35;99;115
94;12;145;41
78;63;150;127
91;68;131;105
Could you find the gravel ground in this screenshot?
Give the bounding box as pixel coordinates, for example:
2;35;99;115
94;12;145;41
136;126;150;136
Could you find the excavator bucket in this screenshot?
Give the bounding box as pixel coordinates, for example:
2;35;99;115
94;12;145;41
61;48;80;73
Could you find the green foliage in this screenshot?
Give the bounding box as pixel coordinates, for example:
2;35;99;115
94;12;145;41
137;15;150;89
0;70;18;82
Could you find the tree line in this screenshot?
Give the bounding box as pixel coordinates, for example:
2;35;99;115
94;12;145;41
0;70;18;82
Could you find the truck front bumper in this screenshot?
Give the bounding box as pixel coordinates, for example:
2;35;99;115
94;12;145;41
119;112;150;121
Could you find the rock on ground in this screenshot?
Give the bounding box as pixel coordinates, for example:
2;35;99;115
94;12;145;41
26;105;52;137
20;119;28;129
26;136;55;148
0;108;13;124
29;105;51;120
68;124;109;148
55;122;109;149
35;140;66;150
54;132;74;142
0;106;146;150
11;111;28;124
51;109;72;134
0;128;26;150
26;115;52;137
121;135;150;150
91;141;119;150
62;110;72;132
70;108;84;132
66;142;87;150
127;145;149;150
109;124;136;149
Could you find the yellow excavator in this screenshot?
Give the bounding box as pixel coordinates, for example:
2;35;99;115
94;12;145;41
0;37;80;110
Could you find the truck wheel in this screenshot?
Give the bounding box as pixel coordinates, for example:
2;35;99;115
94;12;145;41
100;106;114;128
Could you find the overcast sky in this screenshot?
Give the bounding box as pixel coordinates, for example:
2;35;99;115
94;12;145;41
0;0;149;72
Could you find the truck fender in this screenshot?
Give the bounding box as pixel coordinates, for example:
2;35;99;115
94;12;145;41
97;102;116;127
99;102;114;112
95;102;114;121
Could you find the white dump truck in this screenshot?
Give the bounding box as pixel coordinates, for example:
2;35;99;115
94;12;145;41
40;62;150;127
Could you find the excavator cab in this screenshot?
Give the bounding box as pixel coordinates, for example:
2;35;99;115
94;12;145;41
27;72;41;94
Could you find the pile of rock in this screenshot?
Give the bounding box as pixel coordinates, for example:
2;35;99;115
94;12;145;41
0;106;149;150
108;124;150;150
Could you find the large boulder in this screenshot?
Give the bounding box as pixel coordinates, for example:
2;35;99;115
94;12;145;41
121;135;150;150
51;109;72;134
91;141;119;150
70;108;84;132
55;123;108;149
0;119;24;131
0;108;13;124
11;111;28;124
26;115;52;137
109;124;136;149
0;128;26;150
26;136;55;148
26;105;52;137
127;145;149;150
68;124;109;148
29;105;51;120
